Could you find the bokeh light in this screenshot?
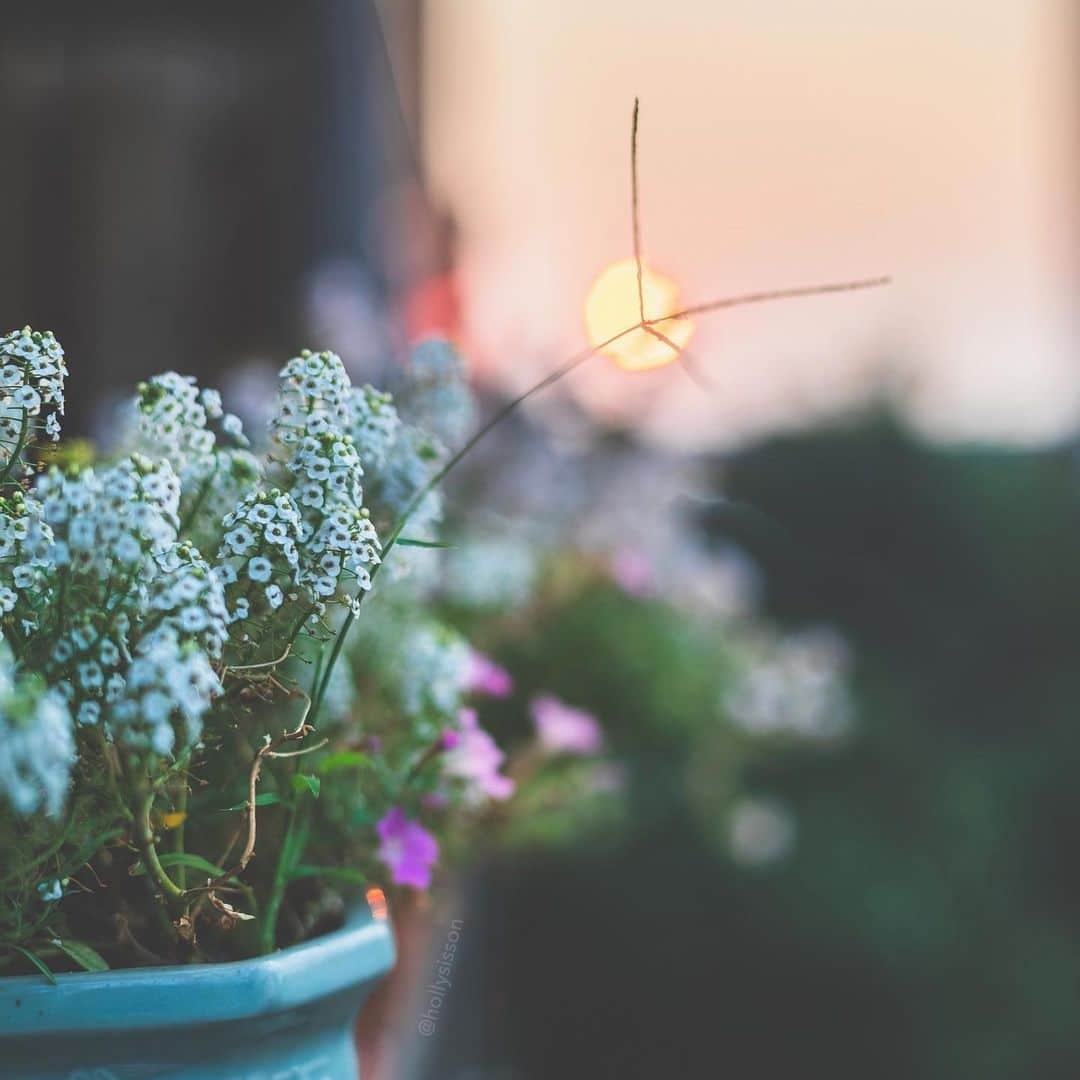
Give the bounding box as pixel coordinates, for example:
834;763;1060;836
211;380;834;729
584;258;694;371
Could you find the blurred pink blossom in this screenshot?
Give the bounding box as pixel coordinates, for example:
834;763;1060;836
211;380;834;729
465;649;514;698
531;695;604;755
443;707;515;804
376;808;439;890
610;549;655;597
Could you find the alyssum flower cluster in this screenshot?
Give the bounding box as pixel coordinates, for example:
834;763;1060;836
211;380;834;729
0;327;524;975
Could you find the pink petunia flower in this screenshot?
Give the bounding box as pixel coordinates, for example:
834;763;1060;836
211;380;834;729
531;695;604;755
442;708;515;804
376;808;439;889
464;649;514;698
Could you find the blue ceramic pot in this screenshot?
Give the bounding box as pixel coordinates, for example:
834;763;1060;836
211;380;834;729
0;901;395;1079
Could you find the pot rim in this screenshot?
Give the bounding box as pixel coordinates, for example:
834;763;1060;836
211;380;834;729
0;898;395;1037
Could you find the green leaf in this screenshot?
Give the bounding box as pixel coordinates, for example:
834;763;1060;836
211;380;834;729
6;945;56;984
290;774;321;799
396;536;455;549
51;938;109;973
317;750;371;775
222;792;282;812
289;864;367;886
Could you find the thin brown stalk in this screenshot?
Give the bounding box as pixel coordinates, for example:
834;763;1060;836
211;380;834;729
195;691;314;916
631;97;646;324
651;276;892;324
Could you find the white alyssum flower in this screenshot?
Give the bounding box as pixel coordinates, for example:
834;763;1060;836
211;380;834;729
134;372;215;464
0;640;75;818
0;327;68;476
348;385;401;472
39;455;180;576
107;626;220;757
286;431;364;516
268;352;382;610
128;373;255;547
216;489;306;624
0;489;54;626
37;878;63;902
31;457;184;717
149;542;229;659
284;433;380;606
270;348;354;450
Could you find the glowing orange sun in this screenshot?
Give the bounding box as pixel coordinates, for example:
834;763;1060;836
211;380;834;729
584;258;694;371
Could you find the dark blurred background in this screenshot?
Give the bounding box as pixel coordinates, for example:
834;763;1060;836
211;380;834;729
0;0;433;430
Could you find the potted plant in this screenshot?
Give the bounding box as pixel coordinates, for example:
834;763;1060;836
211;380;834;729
0;327;519;1077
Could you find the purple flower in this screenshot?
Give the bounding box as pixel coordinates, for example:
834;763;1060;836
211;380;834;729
465;649;514;698
376;808;439;890
443;707;515;804
531;695;604;755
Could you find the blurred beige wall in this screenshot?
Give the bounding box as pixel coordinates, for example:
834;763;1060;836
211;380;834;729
421;0;1077;449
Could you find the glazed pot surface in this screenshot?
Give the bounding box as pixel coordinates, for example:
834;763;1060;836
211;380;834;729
0;902;395;1079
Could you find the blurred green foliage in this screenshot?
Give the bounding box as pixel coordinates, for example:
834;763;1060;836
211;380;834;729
709;412;1080;1078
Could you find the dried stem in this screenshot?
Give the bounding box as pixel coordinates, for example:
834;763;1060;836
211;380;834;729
631;97;645;324
192;692;314;924
231;693;313;878
652;275;892;324
223;644;293;676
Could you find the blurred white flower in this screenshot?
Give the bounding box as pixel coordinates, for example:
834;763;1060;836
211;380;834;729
726;627;854;740
0;640;74;818
443;535;537;611
728;797;797;866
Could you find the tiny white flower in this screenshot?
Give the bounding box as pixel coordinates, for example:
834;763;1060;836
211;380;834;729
247;556;272;582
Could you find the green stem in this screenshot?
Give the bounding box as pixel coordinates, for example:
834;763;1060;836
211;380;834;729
89;727;131;822
54;571;67;637
178;461;219;536
258;823;291;954
283;602;318;657
309;602;358;726
258;801;309;955
136;788;185;909
172;779;189;890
